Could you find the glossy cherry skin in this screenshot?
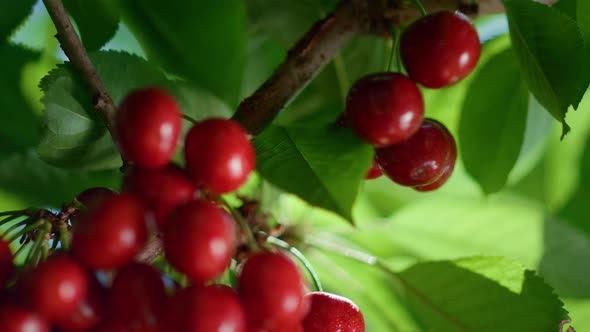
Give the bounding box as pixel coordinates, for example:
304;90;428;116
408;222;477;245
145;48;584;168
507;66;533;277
122;164;198;230
401;11;481;88
0;237;13;288
345;72;424;147
164;200;237;282
75;187;117;210
21;256;88;320
184;118;256;194
71;194;148;270
54;273;105;332
414;122;457;191
364;158;383;180
302;292;365;332
106;262;166;330
116;87;182;168
162;285;246;332
0;302;50;332
238;252;308;330
376;119;456;189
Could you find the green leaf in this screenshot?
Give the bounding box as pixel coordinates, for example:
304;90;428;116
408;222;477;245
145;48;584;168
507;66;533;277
307;248;423;332
0;0;36;45
245;0;339;48
502;0;590;137
114;0;246;106
38;85;121;170
553;0;590;48
459;48;528;194
0;44;40;154
253;124;373;223
63;0;119;51
381;195;590;303
0;150;121;208
38;51;170;170
400;256;567;332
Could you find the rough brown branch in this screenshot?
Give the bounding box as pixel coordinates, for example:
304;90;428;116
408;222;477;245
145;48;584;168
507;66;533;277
42;0;117;134
233;0;509;134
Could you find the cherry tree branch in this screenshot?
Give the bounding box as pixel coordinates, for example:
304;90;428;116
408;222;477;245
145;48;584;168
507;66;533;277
42;0;117;134
232;0;510;134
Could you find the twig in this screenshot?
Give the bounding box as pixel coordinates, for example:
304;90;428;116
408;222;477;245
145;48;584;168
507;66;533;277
232;0;508;134
42;0;117;134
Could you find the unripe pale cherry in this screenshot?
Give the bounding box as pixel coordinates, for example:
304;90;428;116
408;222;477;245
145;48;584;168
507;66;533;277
116;87;182;168
184;118;256;194
345;72;424;147
401;11;481;88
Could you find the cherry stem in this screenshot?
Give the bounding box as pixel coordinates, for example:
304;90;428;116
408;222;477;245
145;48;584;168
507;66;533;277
387;27;402;72
182;114;198;124
305;236;473;331
58;221;70;250
0;214;23;227
0;210;25;217
8;219;46;243
13;241;31;259
265;235;323;292
25;226;47;266
219;197;259;251
409;0;428;16
3;218;33;240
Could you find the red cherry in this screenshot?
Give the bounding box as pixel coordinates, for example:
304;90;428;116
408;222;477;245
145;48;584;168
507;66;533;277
163;285;246;332
364;158;382;180
238;252;308;330
122;164;198;230
414;122;457;191
184;118;256;194
0;302;50;332
302;292;365;332
71;194;148;269
54;273;105;332
376;119;456;189
21;256;88;320
75;187;117;210
116;87;182;168
106;262;166;330
345;72;424;147
0;237;13;288
163;200;237;282
401;11;481;88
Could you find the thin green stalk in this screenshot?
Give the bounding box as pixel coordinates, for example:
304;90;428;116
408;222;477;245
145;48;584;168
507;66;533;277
25;232;45;265
2;218;33;239
8;219;45;243
182;114;198;124
219;198;259;251
266;235;323;292
306;237;472;332
333;54;350;102
58;222;70;250
13;241;31;259
387;28;402;72
409;0;427;16
0;210;24;217
0;214;23;227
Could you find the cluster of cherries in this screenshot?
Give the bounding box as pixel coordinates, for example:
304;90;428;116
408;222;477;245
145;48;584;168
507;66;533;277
0;9;481;332
0;86;365;330
350;11;481;191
